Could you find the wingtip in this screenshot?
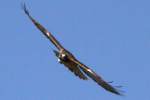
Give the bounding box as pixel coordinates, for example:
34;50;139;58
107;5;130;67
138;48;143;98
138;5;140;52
116;89;125;96
116;92;125;96
115;91;123;96
107;83;124;96
21;2;30;16
112;86;125;96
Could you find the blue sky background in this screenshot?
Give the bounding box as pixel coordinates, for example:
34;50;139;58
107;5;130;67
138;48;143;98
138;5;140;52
0;0;150;100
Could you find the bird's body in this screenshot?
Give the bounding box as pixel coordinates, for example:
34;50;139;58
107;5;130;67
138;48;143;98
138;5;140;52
23;4;122;95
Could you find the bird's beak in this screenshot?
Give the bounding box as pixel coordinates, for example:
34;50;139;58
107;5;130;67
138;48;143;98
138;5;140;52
53;50;59;57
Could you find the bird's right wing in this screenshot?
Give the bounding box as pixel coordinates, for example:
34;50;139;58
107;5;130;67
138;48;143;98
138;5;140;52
23;4;64;50
70;58;122;95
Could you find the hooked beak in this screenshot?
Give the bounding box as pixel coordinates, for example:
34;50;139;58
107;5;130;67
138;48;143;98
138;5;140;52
53;50;59;57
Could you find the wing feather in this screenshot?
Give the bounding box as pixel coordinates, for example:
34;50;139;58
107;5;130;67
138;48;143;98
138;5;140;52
70;58;122;95
61;59;88;80
53;50;88;80
23;4;64;50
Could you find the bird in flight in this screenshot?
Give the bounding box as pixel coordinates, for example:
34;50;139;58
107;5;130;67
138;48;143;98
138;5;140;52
22;3;122;95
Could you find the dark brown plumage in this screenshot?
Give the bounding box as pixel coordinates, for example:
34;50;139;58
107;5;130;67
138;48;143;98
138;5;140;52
23;3;122;95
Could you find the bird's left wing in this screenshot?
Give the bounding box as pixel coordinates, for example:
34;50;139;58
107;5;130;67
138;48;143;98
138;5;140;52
22;4;64;50
69;58;122;95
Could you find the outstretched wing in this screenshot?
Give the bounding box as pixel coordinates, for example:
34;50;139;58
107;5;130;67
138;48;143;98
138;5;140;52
22;4;64;50
70;58;122;95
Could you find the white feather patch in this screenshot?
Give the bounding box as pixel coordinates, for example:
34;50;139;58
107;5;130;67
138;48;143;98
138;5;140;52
87;68;93;73
46;32;50;37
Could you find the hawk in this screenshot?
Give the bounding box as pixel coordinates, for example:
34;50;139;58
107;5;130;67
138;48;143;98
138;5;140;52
23;4;122;95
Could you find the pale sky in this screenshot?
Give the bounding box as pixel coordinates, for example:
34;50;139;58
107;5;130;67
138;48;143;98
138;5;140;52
0;0;150;100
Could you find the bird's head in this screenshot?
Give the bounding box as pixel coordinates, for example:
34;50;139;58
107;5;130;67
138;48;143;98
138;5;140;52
53;50;67;60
